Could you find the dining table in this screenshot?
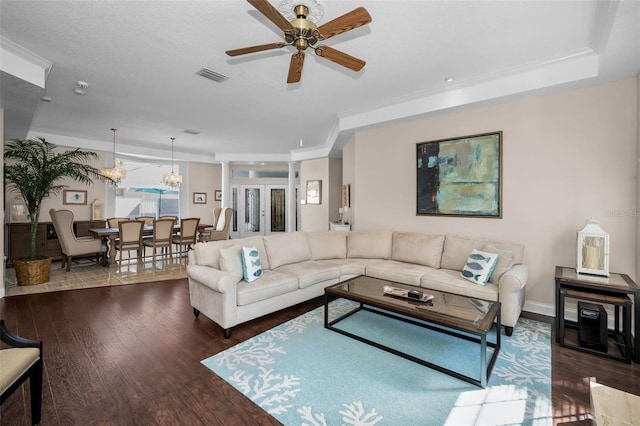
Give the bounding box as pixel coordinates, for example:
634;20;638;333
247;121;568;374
89;223;212;264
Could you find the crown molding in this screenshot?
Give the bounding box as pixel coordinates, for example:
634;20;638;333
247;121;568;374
1;36;52;88
338;49;600;134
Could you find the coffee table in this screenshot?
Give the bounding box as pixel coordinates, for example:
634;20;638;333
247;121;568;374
324;275;501;387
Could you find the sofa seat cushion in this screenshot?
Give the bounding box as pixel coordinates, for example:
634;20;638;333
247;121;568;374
365;260;435;286
236;270;299;306
420;269;498;301
275;260;340;289
317;258;384;277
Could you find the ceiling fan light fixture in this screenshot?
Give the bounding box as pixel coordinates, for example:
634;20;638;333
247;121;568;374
229;1;371;83
278;0;323;23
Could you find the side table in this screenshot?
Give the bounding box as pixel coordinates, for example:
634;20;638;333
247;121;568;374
555;266;639;363
329;221;350;232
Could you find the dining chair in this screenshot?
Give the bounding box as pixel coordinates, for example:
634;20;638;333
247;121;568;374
171;217;200;256
201;207;232;241
107;217;129;250
142;218;176;262
0;320;43;425
135;216;155;226
115;220;144;264
49;209;107;271
107;217;129;228
159;215;178;221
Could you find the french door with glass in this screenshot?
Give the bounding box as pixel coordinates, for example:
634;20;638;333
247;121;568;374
231;185;287;238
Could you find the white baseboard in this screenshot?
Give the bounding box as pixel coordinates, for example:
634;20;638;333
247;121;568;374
523;300;555;318
523;299;635;331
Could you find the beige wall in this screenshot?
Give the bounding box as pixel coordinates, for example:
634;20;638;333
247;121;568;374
1;109;4;298
637;73;640;278
328;158;343;223
342;135;356;226
300;158;330;232
345;78;638;314
188;162;221;225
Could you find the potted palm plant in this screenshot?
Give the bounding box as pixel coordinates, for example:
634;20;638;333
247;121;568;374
4;137;114;285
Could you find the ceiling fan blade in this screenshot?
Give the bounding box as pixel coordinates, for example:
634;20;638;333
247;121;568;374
247;0;294;31
314;46;365;72
287;52;305;84
226;42;286;57
316;7;372;40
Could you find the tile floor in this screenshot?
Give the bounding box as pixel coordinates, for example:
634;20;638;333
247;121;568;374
4;253;188;297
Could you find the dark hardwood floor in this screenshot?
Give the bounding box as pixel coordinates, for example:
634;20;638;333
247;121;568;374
1;279;638;425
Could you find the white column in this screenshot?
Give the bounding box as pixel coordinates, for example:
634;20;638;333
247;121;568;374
288;161;297;232
221;161;230;208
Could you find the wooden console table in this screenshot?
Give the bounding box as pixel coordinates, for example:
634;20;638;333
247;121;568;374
6;220;106;266
555;266;639;363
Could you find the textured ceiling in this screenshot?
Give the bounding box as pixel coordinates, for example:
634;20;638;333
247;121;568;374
1;0;638;164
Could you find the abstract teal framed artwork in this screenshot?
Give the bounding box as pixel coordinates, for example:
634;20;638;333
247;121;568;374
416;131;502;218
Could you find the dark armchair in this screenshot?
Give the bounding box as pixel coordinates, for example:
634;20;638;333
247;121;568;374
0;320;43;425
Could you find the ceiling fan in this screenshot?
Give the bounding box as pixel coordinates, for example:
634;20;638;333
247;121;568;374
226;0;372;83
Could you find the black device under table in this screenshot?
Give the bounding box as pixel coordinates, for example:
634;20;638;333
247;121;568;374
555;266;637;363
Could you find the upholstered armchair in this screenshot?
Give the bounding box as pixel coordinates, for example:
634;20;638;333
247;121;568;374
0;320;43;425
49;209;107;271
201;208;232;241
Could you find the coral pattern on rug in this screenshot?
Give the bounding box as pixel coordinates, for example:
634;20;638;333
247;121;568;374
202;299;551;425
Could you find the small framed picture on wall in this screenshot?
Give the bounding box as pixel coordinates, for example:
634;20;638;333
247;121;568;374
215;190;222;201
193;192;207;204
63;190;87;205
306;180;322;204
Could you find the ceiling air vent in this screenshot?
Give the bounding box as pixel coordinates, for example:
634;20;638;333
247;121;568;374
196;68;228;83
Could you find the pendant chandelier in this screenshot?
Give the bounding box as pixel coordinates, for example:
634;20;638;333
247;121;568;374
162;137;182;189
101;128;126;187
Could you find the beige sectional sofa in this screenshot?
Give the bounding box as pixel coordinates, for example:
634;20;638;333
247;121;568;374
187;231;528;338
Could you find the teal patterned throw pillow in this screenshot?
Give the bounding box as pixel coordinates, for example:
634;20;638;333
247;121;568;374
241;246;263;282
461;249;499;285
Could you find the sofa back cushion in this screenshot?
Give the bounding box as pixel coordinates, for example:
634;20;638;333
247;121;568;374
482;244;516;284
391;232;445;268
347;231;393;259
307;231;347;260
241;236;270;271
193;240;236;269
264;232;311;269
441;235;525;272
219;244;244;280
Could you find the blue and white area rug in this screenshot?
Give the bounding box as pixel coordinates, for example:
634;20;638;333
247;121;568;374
202;299;551;425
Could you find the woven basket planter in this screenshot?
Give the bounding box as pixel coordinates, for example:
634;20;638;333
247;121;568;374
14;257;52;286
